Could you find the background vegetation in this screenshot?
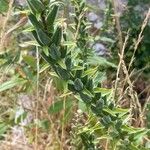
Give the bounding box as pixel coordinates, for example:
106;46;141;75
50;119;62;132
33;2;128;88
0;0;150;149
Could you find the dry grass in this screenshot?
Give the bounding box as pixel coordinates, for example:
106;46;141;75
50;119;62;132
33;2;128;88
113;7;150;127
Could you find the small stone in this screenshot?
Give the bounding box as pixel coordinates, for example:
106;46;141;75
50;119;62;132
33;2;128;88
94;21;103;29
93;43;106;56
88;12;98;22
77;109;83;114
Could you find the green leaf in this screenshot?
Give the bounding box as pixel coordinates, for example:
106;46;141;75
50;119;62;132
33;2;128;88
46;5;59;31
82;67;98;77
23;55;37;69
36;29;51;45
60;46;67;58
54;65;70;80
28;13;43;29
0;77;27;92
27;0;45;14
133;129;149;142
74;78;84;91
79;91;92;104
27;0;37;14
48;98;72;114
88;56;117;68
19;40;39;47
0;0;8;13
49;44;61;60
86;79;93;91
103;108;117;117
103;108;129;118
65;56;72;70
51;26;62;46
0;123;9;137
94;88;112;95
32;30;43;46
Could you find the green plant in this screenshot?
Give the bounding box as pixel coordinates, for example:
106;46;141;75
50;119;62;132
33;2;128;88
26;0;149;149
0;0;8;14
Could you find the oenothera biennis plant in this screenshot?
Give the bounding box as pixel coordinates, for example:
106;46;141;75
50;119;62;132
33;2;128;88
27;0;149;149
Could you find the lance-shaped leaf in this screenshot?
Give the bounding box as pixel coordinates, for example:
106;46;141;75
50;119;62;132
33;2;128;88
65;56;72;70
36;29;51;46
32;30;43;46
51;26;62;46
46;5;59;31
28;13;43;29
60;46;67;58
0;77;27;92
86;78;93;91
54;65;70;80
27;0;36;14
49;44;61;60
27;0;45;14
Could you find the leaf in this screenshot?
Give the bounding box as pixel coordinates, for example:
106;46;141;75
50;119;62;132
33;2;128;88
79;91;92;104
46;5;59;31
36;29;51;46
94;88;112;95
60;46;67;58
27;0;45;14
48;98;72;114
0;77;27;92
82;67;98;77
0;0;8;13
49;44;61;60
103;108;117;117
88;56;117;68
23;55;37;69
0;123;9;137
19;40;39;47
51;26;62;46
54;65;70;80
28;13;43;29
74;78;84;91
95;36;115;43
32;30;43;46
103;108;129;118
133;129;149;142
39;63;50;73
27;0;37;14
65;56;72;70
